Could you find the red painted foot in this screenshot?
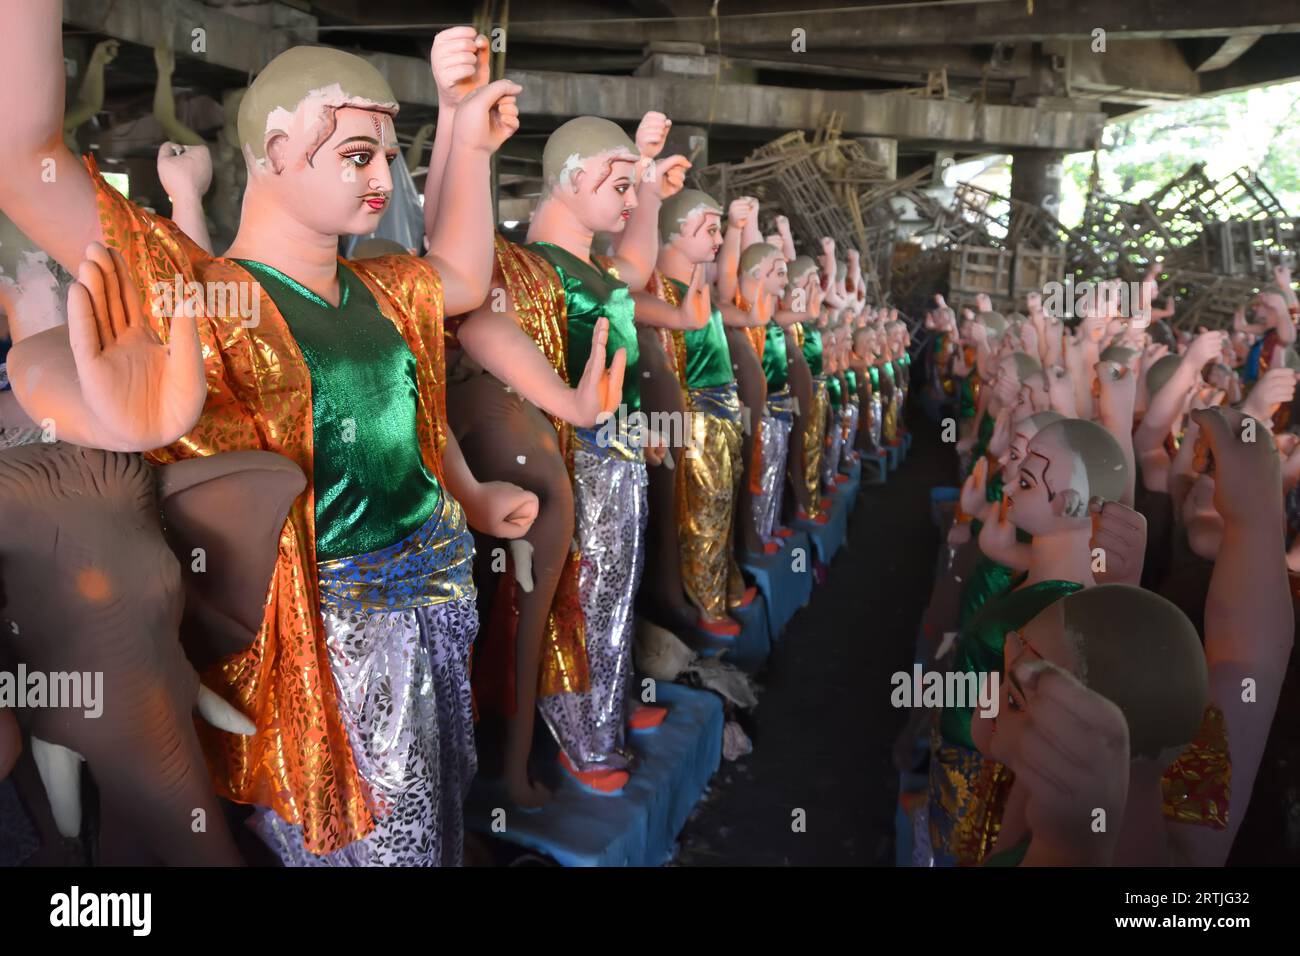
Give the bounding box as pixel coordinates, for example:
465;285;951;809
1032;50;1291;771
558;752;629;794
629;705;668;731
699;616;741;637
762;540;781;554
734;585;759;608
834;473;851;484
773;526;795;539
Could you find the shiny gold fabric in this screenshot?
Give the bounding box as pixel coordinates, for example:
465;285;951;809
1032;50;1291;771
883;392;899;444
89;155;454;855
650;271;693;390
1161;704;1231;830
929;720;1013;865
680;388;745;620
732;293;768;497
803;378;829;517
493;237;590;697
933;702;1231;866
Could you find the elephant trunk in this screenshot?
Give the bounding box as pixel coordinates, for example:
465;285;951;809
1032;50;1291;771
88;690;245;866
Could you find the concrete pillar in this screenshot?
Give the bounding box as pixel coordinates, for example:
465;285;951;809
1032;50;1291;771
855;136;897;180
665;123;708;168
1010;149;1065;220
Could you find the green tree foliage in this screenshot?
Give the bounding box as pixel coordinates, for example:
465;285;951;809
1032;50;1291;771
1059;82;1300;227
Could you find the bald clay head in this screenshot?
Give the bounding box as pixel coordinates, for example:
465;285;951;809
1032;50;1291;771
658;189;723;263
1014;586;1208;763
1011;418;1128;533
788;255;818;285
998;409;1064;484
1100;344;1140;367
978;310;1008;340
741;242;788;297
539;117;640;234
997;351;1048;419
235;45;402;238
1146;353;1183;402
238;46;398;167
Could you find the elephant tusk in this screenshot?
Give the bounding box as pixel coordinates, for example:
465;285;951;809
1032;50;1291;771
196;685;257;736
510;538;535;594
31;736;85;839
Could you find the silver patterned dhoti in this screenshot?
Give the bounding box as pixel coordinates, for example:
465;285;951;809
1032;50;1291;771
844;401;861;457
251;494;479;867
869;393;884;450
753;388;794;542
539;425;648;773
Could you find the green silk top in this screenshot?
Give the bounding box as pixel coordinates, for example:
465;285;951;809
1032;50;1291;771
869;366;880;390
668;277;732;389
845;369;858;396
762;320;790;391
881;361;896;387
987;470;1004;504
528;241;640;411
969;411;995;467
982;835;1031;867
941;577;1084;749
236;259;442;560
802;327;824;376
827;373;843;408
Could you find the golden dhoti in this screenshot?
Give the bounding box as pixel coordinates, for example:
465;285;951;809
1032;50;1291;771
680;384;746;620
883;390;899;445
803;377;829;517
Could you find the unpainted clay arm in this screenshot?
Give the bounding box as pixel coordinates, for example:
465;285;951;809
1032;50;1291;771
1134;368;1199;494
718;301;751;329
169;191;213;256
64;40;116;135
457;305;587;425
152;46;207;147
773;308;804;329
428;138;495;316
774;215;796;262
7;327;115;448
158;143;215;255
0;0;104;274
1169;409;1294;865
716;224;743;303
631;291;699;331
422;106;458;246
1166;417;1201;517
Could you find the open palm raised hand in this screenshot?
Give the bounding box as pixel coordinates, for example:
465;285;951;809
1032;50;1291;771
66;243;205;451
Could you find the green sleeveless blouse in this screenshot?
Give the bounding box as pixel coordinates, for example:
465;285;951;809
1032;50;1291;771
827;373;843;408
941;577;1083;749
802;327;824;376
668;277;732;389
235;259;441;560
762;320;789;391
528;241;640;412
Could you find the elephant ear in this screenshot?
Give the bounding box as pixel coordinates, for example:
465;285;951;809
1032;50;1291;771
157;451;305;670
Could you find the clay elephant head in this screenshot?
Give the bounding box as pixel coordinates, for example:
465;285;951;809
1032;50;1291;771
0;442;304;866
